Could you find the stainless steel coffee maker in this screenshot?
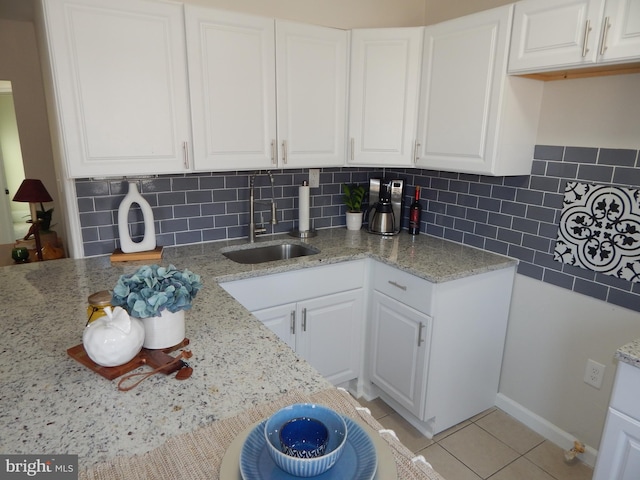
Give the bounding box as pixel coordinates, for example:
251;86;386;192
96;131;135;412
367;178;405;235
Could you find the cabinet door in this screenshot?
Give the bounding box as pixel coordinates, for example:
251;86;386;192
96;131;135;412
599;0;640;64
276;21;348;168
348;28;423;166
508;0;606;73
42;0;191;178
593;408;640;480
186;7;277;171
369;290;431;418
416;5;539;175
252;303;296;351
297;290;363;385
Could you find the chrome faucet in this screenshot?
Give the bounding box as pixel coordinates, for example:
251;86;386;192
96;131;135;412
249;171;278;242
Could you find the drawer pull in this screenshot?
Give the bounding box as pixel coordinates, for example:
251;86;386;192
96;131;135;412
418;322;425;347
388;280;407;291
302;308;307;332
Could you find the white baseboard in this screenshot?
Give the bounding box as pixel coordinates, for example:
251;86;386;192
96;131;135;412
495;393;598;468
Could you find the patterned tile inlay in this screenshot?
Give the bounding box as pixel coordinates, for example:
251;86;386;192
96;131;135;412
554;182;640;282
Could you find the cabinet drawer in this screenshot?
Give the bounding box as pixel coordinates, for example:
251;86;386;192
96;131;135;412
220;260;365;311
372;261;433;314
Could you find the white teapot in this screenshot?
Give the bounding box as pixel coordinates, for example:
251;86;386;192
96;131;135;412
83;306;145;367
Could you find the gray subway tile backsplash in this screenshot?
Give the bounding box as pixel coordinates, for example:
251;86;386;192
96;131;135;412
76;146;640;312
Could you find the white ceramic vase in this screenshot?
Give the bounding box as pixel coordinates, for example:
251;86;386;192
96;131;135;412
345;211;363;231
118;181;156;253
141;309;185;349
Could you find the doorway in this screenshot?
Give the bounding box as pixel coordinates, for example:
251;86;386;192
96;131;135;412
0;80;27;244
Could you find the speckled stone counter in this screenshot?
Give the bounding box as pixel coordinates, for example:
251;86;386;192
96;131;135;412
0;228;515;469
615;338;640;369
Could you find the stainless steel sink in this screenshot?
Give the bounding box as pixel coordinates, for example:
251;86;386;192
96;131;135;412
221;243;319;264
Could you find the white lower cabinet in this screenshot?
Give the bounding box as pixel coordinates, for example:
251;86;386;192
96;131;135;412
593;361;640;479
221;258;516;438
369;290;432;418
220;261;365;385
253;291;363;385
367;260;516;438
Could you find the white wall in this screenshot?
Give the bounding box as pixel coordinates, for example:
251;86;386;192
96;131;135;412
0;91;29;225
537;74;640;149
185;0;427;28
0;18;59;242
498;73;640;456
502;276;640;450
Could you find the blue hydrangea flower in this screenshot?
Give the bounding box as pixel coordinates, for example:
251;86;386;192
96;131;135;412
111;264;203;318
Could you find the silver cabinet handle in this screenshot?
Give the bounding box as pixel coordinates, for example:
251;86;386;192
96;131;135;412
388;280;407;291
413;140;421;164
350;137;354;161
282;140;287;164
183;141;189;169
599;16;611;55
290;310;296;334
582;19;592;57
271;140;276;165
302;308;307;332
418;322;425;347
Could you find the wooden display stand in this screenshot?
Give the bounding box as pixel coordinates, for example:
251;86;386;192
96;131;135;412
67;338;190;381
110;246;163;262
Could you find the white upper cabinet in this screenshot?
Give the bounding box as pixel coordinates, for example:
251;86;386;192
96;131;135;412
186;9;348;171
348;28;423;166
40;0;192;178
185;7;277;171
599;0;640;63
275;21;348;168
416;5;544;176
509;0;640;74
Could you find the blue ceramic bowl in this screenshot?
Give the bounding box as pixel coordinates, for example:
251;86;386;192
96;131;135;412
264;403;347;477
280;417;328;458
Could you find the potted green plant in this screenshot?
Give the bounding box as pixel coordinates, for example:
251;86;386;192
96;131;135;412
111;264;203;349
342;184;366;231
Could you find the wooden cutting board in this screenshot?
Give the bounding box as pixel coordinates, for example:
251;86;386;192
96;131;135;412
110;246;163;262
67;338;190;380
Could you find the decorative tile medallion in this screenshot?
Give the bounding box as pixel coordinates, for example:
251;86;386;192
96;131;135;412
554;182;640;283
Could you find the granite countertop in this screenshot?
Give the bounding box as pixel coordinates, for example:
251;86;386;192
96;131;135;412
615;338;640;369
0;228;515;469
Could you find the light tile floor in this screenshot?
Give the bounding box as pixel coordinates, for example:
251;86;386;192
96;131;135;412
357;397;594;480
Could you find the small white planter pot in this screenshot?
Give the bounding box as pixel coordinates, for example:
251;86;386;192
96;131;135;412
141;309;185;349
345;211;364;231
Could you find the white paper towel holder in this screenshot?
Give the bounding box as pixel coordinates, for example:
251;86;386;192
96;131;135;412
290;180;317;238
289;228;317;238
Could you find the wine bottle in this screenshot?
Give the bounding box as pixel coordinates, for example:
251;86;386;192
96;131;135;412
408;186;422;235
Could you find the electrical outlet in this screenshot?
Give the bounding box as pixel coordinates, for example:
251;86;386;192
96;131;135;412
584;359;605;389
308;169;320;188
